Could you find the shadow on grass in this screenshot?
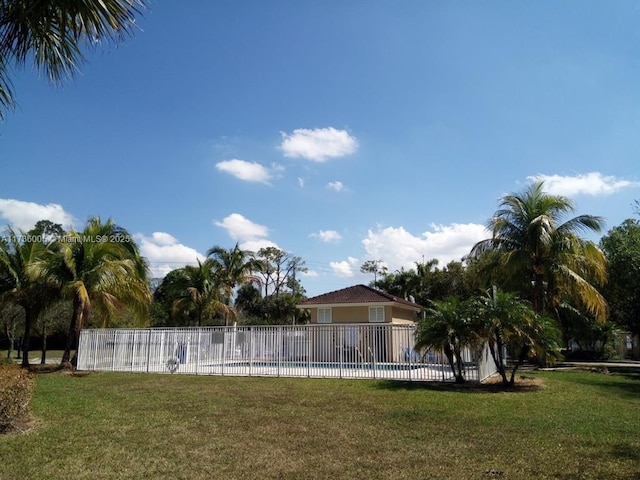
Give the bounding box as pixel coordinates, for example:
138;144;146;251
556;473;640;480
550;440;640;480
26;363;90;378
564;369;640;398
374;375;543;394
27;363;64;374
611;442;640;462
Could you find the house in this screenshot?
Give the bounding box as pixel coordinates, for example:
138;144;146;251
297;284;422;325
296;284;423;362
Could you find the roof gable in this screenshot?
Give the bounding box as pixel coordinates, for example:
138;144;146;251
297;284;422;310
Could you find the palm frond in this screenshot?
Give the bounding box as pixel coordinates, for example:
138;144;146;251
0;0;147;83
0;55;13;117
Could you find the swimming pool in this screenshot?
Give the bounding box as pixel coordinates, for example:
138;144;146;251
218;361;428;371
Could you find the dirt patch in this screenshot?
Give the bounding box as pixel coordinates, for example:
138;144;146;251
481;373;545;390
27;363;63;374
1;415;40;436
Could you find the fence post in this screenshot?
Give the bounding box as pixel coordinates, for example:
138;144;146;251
195;328;201;375
338;325;343;379
145;329;151;373
92;331;98;371
372;326;377;380
307;326;311;378
249;326;253;377
221;327;226;376
277;326;282;377
111;331;117;371
130;330;135;372
407;326;413;382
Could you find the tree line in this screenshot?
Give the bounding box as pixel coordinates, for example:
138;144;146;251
0;219;309;367
363;182;640;384
151;245;308;327
2;181;639;374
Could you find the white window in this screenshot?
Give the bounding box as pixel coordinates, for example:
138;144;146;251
318;307;332;324
369;306;385;323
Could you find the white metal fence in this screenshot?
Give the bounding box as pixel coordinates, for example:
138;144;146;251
77;324;497;382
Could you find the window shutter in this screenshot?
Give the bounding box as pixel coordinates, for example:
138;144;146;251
369;306;385;323
318;308;332;323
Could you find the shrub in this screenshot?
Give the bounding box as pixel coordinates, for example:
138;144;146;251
0;366;35;433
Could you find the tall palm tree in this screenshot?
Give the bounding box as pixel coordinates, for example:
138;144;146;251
0;228;55;367
471;181;608;322
207;243;261;324
168;260;235;327
0;0;148;118
35;217;151;363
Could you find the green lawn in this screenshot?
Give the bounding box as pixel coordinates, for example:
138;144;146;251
1;369;639;480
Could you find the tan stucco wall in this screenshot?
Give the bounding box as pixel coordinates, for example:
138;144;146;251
391;306;419;324
307;305;419;324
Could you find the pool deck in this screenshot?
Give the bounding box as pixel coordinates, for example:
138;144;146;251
100;360;479;382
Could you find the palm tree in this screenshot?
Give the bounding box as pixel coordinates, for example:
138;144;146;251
471;181;608;322
207;243;261;324
376;267;419;301
168;260;235;327
35;217;151;363
415;296;478;383
0;228;55;367
0;0;148;118
471;288;562;386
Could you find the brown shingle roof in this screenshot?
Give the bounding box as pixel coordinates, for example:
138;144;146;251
297;284;422;310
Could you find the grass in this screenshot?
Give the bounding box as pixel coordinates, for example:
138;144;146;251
1;350;69;365
0;369;639;480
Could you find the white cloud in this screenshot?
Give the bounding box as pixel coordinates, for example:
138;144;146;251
327;181;345;192
0;198;75;232
310;230;342;243
135;232;205;278
215;213;269;241
298;177;305;188
302;269;319;278
361;223;488;272
216;159;273;183
271;162;285;173
148;231;179;246
330;256;359;278
279;127;358;162
529;172;640;196
239;239;279;253
215;214;281;254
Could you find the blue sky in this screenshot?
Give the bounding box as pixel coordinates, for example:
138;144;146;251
2;1;639;297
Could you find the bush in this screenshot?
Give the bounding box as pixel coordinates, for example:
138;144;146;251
0;366;35;433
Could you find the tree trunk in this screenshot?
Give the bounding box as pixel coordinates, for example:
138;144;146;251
62;296;84;364
508;344;530;385
488;340;508;386
532;272;545;315
40;329;47;365
494;327;510;386
453;347;465;383
5;323;14;360
21;307;37;368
